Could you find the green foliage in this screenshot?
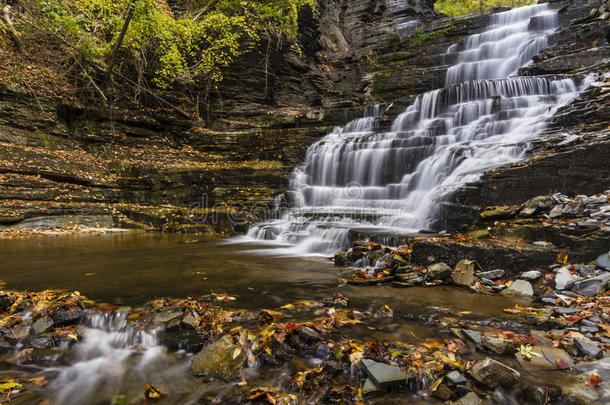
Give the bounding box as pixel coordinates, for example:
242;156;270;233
435;0;537;17
32;0;316;89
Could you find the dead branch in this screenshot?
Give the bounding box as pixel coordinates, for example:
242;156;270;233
2;5;23;51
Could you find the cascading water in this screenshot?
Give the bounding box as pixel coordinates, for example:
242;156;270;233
243;3;592;256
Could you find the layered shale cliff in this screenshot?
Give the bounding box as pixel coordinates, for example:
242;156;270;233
0;0;608;235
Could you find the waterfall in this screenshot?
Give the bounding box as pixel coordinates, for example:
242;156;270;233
243;4;590;256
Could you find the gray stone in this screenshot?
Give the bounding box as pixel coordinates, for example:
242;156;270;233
596;251;610;271
31;317;53;335
362;378;380;397
446;370;466;384
181;313;198;329
502;279;533;296
479;277;494;286
555;307;582;316
477;269;505;280
52;309;86;327
300;326;322;341
515;346;573;371
451;260;475;287
361;358;407;387
190;335;246;380
555;267;574;290
481;336;514;355
576;265;596;277
520;270;541;281
462;329;482;344
427;262;452;280
573;272;610;297
468;357;520;388
574;337;603;358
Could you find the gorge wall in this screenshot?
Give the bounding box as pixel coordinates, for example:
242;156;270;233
0;0;608;235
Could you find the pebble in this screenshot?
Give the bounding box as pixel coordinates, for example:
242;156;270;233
520;270;541;281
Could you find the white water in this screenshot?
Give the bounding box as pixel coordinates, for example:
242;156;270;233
44;312;200;405
242;4;591;256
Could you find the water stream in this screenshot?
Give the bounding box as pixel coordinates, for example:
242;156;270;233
244;3;591;256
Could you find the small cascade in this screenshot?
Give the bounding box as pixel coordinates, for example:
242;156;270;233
243;4;591;256
46;312;174;404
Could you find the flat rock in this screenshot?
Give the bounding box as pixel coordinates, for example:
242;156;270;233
481;336;514;355
477;269;505;280
468;357;520;388
574;337;603;358
31;317;53;336
520;270;541;281
555;307;582;316
520;195;554;217
153;309;183;324
446;370;466;384
190;335;246;380
427;262;452;280
515;346;573;370
555;267;574;290
361;358;407;387
462;329;482;344
451;260;475;287
52;309;86;327
502;279;533;296
362;378;381;397
573;272;610;297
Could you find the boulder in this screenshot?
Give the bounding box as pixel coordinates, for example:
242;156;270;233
502;280;533;296
515;346;573;370
481;336;514;355
427;262;452;280
468;357;520;388
190;335;246;380
451;260;475;287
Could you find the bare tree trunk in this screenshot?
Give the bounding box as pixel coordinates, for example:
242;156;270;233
105;0;135;83
2;5;23;52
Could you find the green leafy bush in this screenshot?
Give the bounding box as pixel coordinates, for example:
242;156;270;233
435;0;537;17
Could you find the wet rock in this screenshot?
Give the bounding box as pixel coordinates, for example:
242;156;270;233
468;357;520;388
31;317;53;336
299;326;322;341
9;324;31;341
573;272;610;297
153;309;183;324
555;267;574;290
433;382;452;400
520;195;554;217
576;264;596;277
159;329;205;353
190;335;246;380
597;251;610;270
574;337;603;358
334;251;348;266
451;260;475;287
515;346;573;370
502;279;533;296
523;386;547;404
561;374;601;405
480;206;519;220
427;262;452;280
477;269;505;280
360;358;407;388
448;392;482;405
52;309;86;327
181;313;198;329
362;378;381;398
481;336;514;355
461;329;482;344
446;370;466;385
30;336;53;349
555;307;581;316
520;270;541;281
